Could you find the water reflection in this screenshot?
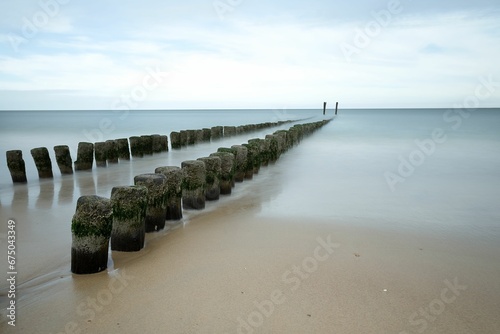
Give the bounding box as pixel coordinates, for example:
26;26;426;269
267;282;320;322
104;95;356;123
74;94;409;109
35;180;54;209
58;176;74;204
76;171;96;197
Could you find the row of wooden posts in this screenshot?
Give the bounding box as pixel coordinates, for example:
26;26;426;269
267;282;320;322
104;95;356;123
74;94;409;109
71;119;331;274
5;120;299;184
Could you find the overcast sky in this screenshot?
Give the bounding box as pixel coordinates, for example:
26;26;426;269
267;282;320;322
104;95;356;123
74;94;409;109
0;0;499;110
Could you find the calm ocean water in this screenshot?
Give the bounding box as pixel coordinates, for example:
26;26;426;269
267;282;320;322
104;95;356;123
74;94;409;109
0;108;499;294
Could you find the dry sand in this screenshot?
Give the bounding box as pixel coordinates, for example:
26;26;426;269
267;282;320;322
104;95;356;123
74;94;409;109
2;179;499;334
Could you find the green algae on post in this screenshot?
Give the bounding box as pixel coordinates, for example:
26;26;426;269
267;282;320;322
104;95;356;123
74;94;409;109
155;166;184;220
71;195;113;274
181;160;206;210
110;186;148;252
210;152;234;195
134;173;168;232
197;156;221;201
94;142;107;167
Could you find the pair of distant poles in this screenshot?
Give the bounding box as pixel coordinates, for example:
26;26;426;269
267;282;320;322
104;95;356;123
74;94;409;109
323;102;339;115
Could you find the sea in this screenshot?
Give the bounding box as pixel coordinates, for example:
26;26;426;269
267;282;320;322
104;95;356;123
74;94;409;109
0;108;499;306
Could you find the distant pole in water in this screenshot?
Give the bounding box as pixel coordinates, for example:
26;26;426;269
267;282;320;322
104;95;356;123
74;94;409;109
335;102;339;115
323;102;327;115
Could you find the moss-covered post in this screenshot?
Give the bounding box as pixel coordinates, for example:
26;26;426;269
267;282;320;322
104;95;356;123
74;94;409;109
116;138;131;160
180;130;188;146
187;130;196;145
75;142;94;171
210;152;234;194
211;126;223;140
71;195;113;274
224;126;236;137
141;135;153;155
198;156;221;201
244;140;261;176
6;150;27;183
170;131;181;149
160;135;169;152
110;186;148;252
30;147;53;178
152;134;162;153
94;142;107;167
216;148;236;187
155;166;183;220
265;135;279;163
54;145;73;175
195;130;204;143
105;140;118;164
181;160;206;210
134;173;167;232
230;145;248;182
129;136;143;158
202;128;211;142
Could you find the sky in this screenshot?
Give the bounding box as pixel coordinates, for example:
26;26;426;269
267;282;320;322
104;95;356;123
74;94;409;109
0;0;499;110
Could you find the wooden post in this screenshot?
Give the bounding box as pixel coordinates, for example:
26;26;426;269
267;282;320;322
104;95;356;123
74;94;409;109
181;160;206;210
71;195;113;274
335;102;339;115
110;186;148;252
6;150;27;183
323;102;327;115
30;147;53;178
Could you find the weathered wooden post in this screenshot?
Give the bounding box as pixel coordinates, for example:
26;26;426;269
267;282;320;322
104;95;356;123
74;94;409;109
6;150;27;183
181;160;206;210
187;130;196;145
265;135;279;163
180;130;188;146
210;152;234;194
224;126;236;137
129;136;143;157
141;135;153;155
155;166;183;220
94;142;107;167
30;147;53;178
152;134;162;153
170;131;181;149
105;140;118;164
211;126;223;140
202;128;211;142
54;145;73;174
335;102;339;115
323;102;327;115
71;195;113;274
230;145;247;182
134;173;168;232
116;138;131;160
195;129;204;143
160;135;169;152
248;139;264;173
110;186;148;252
198;156;221;201
75;142;94;171
244;141;260;176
